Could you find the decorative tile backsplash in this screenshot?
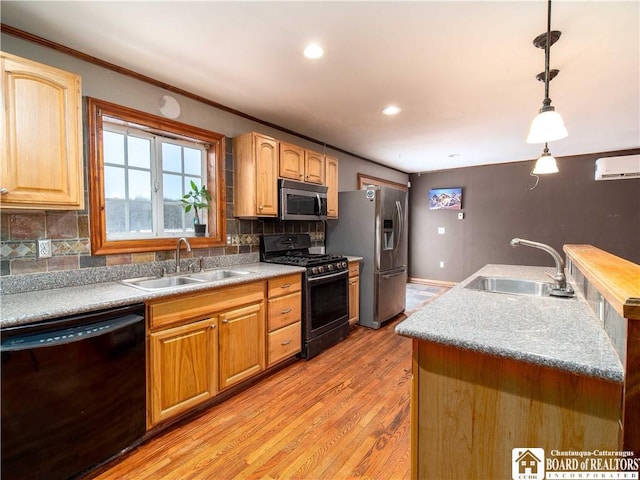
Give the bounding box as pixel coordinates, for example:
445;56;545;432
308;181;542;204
0;145;325;285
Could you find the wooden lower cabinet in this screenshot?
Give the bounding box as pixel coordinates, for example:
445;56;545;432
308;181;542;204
219;302;265;389
348;261;360;326
412;340;622;479
147;275;301;428
267;274;302;366
149;318;218;426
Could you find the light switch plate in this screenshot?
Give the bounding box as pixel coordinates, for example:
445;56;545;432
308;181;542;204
38;239;52;258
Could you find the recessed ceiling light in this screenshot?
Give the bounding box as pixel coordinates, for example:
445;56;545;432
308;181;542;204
304;44;324;59
382;105;401;116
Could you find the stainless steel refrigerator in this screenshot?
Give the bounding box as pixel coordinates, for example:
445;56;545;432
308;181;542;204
326;186;408;329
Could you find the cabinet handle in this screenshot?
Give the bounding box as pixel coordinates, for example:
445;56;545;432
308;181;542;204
280;308;292;314
280;283;291;289
0;187;8;195
281;339;292;346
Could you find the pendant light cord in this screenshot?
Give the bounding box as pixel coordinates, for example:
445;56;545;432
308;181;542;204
544;0;552;103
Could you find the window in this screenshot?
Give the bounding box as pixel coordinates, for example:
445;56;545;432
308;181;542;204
87;97;226;255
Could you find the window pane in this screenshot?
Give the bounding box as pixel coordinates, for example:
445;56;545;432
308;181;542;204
163;173;183;202
129;201;152;233
104;131;124;165
129;170;151;201
128;136;151;169
162;142;182;172
105;199;126;233
184;147;202;176
164;203;186;232
105;166;125;199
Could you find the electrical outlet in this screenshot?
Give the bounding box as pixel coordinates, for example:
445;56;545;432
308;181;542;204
439;261;445;268
458;212;464;220
38;239;52;259
438;227;445;234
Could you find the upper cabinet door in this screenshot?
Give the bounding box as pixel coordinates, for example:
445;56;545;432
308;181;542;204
279;142;304;181
254;135;278;216
233;132;278;217
0;52;84;210
304;149;325;185
325;155;338;218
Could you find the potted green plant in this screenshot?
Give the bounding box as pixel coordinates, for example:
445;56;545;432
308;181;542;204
181;180;212;236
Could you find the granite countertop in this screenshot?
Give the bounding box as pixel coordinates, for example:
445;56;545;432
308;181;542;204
1;262;305;328
395;264;623;383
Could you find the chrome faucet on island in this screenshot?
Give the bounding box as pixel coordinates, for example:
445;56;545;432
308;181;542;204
510;238;575;297
175;237;192;273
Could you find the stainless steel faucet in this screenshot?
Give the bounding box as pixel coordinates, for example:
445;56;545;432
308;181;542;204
510;238;574;295
175;237;192;273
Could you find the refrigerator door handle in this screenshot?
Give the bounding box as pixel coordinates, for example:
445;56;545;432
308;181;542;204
394;200;404;251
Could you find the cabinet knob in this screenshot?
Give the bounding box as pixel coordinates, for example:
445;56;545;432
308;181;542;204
210;324;216;329
259;205;263;210
222;319;229;323
0;187;8;195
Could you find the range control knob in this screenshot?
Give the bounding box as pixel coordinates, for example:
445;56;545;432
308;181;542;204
311;267;319;275
318;266;325;273
341;261;348;269
327;264;334;271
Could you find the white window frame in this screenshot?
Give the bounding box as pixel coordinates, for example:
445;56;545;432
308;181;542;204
102;121;208;241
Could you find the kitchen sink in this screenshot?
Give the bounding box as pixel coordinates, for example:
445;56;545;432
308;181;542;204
121;275;206;291
464;276;574;298
187;269;250;281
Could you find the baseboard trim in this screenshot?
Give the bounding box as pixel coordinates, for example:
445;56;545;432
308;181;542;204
408;277;457;288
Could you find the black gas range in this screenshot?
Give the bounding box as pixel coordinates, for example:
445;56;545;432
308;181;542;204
261;234;350;359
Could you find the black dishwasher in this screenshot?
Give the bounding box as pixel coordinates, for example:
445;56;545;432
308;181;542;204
1;303;146;480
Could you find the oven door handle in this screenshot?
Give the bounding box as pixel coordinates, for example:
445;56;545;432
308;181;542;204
307;270;348;284
316;193;322;215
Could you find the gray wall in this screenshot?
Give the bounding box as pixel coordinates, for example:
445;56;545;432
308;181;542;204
408;149;640;283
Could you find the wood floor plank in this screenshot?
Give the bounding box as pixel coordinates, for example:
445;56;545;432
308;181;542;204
88;289;447;480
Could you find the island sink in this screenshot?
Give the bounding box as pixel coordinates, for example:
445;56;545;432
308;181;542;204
465;275;575;298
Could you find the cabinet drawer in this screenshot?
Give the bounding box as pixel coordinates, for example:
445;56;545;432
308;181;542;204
348;262;359;278
268;292;302;331
148;281;264;330
268;322;301;366
268;274;302;298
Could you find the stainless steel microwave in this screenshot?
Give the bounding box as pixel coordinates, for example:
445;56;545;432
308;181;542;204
279;179;328;221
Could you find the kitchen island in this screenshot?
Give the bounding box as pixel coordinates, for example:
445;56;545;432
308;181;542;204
396;261;627;479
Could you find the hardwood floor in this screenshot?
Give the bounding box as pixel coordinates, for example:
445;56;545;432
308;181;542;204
91;315;414;480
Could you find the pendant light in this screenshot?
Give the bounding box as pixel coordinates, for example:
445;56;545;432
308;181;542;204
532;143;559;174
526;0;568;144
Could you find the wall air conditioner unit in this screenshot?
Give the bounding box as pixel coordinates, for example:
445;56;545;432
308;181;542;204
595;154;640;181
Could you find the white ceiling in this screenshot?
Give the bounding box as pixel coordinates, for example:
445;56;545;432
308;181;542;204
1;1;638;173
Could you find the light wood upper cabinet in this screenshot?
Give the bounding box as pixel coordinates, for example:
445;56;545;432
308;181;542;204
233;132;278;217
0;51;84;210
304;149;325;185
278;141;325;185
219;301;265;389
149;317;218;426
279;142;305;182
325;155;339;218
